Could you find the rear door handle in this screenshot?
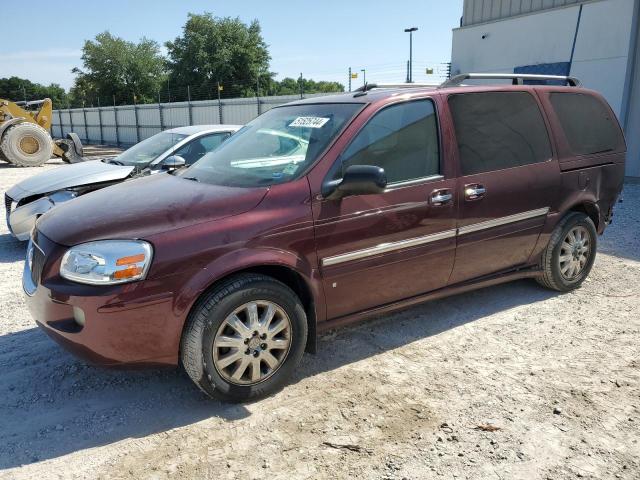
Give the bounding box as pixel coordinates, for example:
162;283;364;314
431;189;453;206
464;184;486;201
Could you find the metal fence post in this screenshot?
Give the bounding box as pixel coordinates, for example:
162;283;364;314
187;86;193;125
82;106;88;143
69;108;74;134
113;95;120;147
256;74;261;116
217;81;223;124
97;98;104;145
299;73;303;99
57;109;64;138
133;97;140;143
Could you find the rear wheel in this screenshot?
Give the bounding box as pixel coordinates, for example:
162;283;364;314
537;212;597;292
0;123;53;167
180;274;307;402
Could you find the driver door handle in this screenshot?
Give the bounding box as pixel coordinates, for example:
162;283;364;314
430;189;453;206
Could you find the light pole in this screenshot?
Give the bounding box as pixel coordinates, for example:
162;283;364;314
404;27;418;83
361;69;366;86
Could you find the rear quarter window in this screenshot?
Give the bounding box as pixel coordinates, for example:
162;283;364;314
549;92;622;156
449;91;552;176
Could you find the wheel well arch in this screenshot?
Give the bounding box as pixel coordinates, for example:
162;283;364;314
187;264;318;354
568;202;600;230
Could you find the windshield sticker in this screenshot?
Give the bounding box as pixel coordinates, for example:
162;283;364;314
288;116;330;128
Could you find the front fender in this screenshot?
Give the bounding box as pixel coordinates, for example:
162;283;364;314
11;191;77;241
171;246;325;329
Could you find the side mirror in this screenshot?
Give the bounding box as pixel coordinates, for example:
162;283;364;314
161;155;186;171
322;165;387;199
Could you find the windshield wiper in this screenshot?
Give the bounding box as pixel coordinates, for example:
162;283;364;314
182;176;199;182
107;159;125;166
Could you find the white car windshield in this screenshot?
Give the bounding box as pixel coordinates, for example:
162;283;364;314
182;103;362;187
113;132;188;167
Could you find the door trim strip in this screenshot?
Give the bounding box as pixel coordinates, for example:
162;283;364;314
320;207;550;267
457;207;550;235
321;229;457;267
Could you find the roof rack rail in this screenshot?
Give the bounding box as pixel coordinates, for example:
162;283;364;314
439;73;582;88
354;82;438;93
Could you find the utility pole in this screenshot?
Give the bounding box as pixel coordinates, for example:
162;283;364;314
348;67;352;92
361;69;366;87
404;27;418;83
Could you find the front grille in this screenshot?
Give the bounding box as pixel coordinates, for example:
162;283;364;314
30;241;45;286
4;194;13;218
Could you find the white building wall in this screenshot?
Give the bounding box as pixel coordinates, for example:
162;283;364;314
452;6;579;74
569;0;635;113
451;0;638;176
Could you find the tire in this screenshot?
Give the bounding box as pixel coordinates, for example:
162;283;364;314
180;274;308;402
0;150;8;163
537;212;597;292
0;123;53;167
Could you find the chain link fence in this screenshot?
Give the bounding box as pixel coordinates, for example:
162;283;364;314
51;93;331;146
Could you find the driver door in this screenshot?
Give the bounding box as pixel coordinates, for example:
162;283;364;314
312;98;457;319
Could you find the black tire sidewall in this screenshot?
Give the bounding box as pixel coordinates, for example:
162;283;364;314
197;280;307;401
550;214;597;290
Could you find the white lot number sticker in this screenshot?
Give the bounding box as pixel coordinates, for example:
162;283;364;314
289;116;330;128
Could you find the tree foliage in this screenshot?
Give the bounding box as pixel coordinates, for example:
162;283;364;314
165;13;272;98
269;77;344;96
70;32;166;106
0;76;68;106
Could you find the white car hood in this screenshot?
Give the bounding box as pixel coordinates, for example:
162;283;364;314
6;160;135;201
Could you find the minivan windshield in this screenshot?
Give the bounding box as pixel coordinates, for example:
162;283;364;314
182;103;362;187
112;132;188;167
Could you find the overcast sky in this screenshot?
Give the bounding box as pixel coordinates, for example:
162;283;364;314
0;0;462;90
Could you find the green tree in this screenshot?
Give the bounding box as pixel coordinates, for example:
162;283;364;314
70;31;166;106
0;76;68;106
165;13;272;99
269;77;344;96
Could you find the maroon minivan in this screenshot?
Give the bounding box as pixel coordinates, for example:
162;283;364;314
24;74;626;401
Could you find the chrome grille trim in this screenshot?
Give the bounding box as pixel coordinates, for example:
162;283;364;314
457;207;550;235
321;229;457;267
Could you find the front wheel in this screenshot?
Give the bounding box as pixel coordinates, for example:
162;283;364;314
537;212;597;292
180;274;308;402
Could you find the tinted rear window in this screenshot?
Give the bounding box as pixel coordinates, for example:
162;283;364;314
449;92;552;175
549;92;621;156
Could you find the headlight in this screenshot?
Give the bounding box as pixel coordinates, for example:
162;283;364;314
60;240;153;285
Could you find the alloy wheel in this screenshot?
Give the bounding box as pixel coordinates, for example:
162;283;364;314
212;301;292;385
558;225;591;280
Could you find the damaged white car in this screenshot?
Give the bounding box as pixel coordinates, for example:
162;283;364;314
5;124;240;240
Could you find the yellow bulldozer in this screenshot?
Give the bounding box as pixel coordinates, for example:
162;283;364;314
0;98;84;167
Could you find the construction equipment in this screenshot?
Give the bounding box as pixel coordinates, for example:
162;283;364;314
0;98;84;167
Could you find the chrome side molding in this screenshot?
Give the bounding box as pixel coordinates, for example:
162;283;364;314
321;229;457;267
321;207;550;267
457;207;549;235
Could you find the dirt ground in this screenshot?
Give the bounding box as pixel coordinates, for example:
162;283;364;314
0;160;638;480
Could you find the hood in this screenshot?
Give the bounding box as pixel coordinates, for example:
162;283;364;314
36;173;269;246
6;160;134;201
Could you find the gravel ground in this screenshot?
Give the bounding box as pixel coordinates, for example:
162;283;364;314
0;161;638;480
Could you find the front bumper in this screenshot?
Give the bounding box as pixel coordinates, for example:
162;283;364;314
23;232;183;367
